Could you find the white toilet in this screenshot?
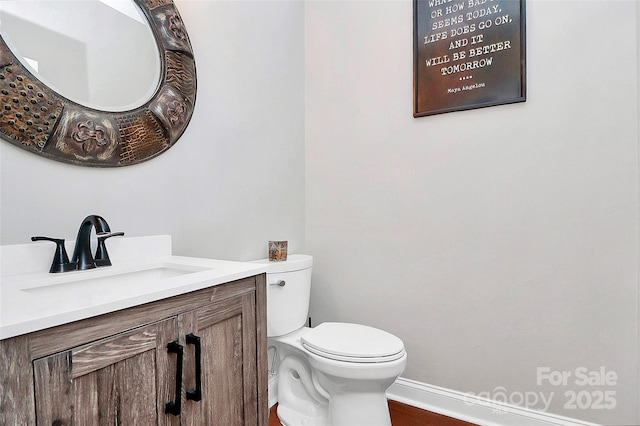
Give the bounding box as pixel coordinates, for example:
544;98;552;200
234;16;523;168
254;254;407;426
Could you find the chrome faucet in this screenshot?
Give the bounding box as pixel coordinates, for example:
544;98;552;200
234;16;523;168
71;215;124;270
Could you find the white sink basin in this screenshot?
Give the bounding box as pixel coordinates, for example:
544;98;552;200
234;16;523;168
21;263;211;299
3;261;218;318
1;236;269;340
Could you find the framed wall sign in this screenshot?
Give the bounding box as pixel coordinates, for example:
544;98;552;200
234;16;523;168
413;0;526;117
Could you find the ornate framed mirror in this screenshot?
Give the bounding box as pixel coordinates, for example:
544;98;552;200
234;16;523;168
0;0;196;167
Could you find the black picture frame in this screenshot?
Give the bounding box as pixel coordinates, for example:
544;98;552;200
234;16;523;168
413;0;526;117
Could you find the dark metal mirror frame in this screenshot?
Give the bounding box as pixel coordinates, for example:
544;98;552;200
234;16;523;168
0;0;196;167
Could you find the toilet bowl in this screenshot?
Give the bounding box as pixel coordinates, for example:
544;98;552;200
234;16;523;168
253;255;407;426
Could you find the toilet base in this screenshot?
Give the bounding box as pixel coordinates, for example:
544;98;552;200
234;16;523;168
327;392;392;426
276;352;329;425
275;354;395;426
277;392;392;426
277;404;327;426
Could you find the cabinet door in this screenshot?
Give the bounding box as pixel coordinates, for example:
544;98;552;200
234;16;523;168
33;319;179;426
180;292;258;426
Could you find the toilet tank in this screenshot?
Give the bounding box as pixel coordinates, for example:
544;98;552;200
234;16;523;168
253;254;313;337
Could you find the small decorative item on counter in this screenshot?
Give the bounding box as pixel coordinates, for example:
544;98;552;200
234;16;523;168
269;241;288;261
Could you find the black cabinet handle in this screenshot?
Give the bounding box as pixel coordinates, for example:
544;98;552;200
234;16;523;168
165;340;184;416
186;333;202;401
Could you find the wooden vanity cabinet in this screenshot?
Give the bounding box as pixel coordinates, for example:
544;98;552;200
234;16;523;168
33;318;179;425
0;274;268;426
179;292;260;426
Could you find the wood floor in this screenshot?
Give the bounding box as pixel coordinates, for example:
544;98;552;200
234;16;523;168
269;400;477;426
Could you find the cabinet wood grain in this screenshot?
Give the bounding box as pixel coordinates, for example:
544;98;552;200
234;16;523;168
0;274;267;426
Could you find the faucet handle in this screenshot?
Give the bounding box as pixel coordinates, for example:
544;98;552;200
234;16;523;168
31;236;77;273
94;232;125;267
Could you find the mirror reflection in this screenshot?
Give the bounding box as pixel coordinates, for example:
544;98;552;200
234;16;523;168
0;0;160;112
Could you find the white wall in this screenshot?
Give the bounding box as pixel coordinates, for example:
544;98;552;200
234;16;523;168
305;1;639;425
0;0;306;262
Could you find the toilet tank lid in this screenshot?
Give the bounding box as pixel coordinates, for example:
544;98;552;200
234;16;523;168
251;254;313;273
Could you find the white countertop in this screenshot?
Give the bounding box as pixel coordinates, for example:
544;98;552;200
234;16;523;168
0;236;268;340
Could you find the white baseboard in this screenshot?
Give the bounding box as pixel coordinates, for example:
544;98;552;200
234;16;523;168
386;377;600;426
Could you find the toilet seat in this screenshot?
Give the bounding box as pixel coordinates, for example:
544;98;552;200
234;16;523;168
301;322;405;363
